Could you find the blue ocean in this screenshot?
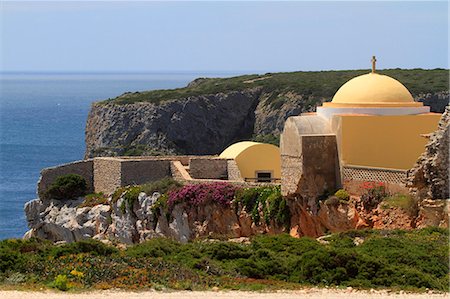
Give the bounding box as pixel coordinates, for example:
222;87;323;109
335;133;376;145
0;72;239;240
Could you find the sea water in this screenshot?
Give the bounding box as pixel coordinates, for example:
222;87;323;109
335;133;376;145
0;72;239;240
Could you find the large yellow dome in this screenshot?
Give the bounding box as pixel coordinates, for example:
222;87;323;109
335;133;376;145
323;73;421;107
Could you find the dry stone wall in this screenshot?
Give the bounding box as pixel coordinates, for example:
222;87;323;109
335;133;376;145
38;155;243;196
120;160;171;186
93;158;122;194
227;160;243;181
189;158;228;179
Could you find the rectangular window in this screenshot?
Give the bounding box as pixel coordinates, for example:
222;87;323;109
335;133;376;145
256;171;272;182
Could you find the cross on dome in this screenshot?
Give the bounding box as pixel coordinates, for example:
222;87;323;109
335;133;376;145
371;56;377;73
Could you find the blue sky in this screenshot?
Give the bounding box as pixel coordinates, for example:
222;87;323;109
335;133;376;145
0;1;448;72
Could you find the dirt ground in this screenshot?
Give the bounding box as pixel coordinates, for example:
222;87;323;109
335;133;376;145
0;289;447;299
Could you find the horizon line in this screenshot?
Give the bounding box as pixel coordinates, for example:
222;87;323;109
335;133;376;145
1;67;448;75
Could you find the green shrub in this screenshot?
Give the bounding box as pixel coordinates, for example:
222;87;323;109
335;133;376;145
0;249;23;273
360;182;389;210
79;192;108;208
125;238;178;258
43;174;87;200
202;242;251;261
112;178;182;214
123;186;142;213
116;186;142;214
50;274;69;291
334;189;349;201
112;186;127;203
151;194;169;222
234;188;259;213
50;239;118;258
266;191;290;228
234;186;289;227
141;177;182;195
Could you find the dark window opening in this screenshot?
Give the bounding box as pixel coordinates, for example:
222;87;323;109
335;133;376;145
257;172;272;182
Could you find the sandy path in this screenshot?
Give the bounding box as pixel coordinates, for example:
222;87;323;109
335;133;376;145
0;289;447;299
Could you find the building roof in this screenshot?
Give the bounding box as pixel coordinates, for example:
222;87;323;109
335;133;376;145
219;141;260;159
219;141;279;159
323;73;422;108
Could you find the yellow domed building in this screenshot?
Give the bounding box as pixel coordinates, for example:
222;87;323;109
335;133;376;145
281;57;442;196
220;141;281;182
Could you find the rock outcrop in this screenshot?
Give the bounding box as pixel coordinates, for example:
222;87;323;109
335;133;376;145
407;106;449;200
24;191;449;244
24;191;287;244
24;198;110;242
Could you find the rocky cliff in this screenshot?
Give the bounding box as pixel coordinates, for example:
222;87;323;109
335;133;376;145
85;70;449;158
85;88;317;158
407;106;449;200
24;190;448;244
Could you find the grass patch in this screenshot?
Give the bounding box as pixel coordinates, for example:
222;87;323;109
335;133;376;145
380;194;418;216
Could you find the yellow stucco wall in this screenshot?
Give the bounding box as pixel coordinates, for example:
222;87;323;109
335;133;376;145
220;142;281;180
332;114;441;170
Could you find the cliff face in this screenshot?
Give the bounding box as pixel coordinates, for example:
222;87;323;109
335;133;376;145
85;88;318;158
86;89;260;157
85;75;448;158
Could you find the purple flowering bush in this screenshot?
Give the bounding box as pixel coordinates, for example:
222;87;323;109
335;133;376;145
167;182;239;208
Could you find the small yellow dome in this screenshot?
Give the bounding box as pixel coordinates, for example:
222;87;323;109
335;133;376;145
323;73;421;107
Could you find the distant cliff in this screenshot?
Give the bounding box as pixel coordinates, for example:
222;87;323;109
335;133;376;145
85;69;449;158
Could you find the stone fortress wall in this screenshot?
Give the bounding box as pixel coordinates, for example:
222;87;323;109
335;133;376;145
37;155;272;196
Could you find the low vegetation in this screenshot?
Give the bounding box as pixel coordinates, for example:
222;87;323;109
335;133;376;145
43;174;87;200
111;178;183;214
234;186;290;228
101;69;449;105
360;182;389;211
0;228;447;291
251;134;280;146
334;189;350;201
79;192;108;208
167;182;239;208
108;180;289;228
380;194;418;216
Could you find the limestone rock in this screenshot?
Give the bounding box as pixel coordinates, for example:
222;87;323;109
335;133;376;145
24;197;111;243
317;199;360;232
415;199;449;228
407;106;449;200
23;184;448;244
371;206;415;230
